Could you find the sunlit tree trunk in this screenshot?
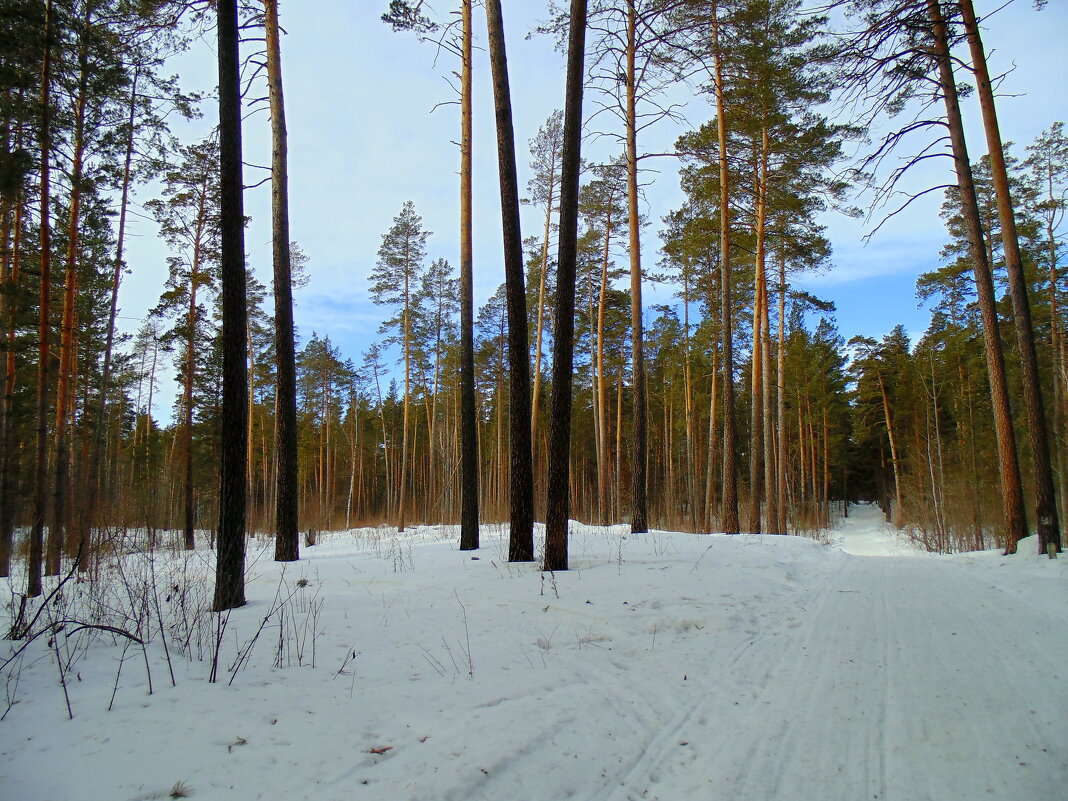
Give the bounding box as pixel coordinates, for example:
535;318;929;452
959;0;1060;555
747;130;769;534
713;4;738;534
926;0;1026;553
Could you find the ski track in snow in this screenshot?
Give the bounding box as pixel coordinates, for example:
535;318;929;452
2;504;1066;801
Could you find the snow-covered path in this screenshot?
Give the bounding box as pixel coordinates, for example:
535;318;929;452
608;543;1067;801
832;501;922;556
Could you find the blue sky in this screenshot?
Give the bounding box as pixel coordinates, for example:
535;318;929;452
118;0;1068;413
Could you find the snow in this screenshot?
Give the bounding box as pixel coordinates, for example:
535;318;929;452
830;501;926;556
2;509;1066;801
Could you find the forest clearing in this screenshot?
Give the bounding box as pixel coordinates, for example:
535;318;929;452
2;504;1066;800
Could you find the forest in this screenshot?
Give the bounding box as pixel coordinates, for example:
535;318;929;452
0;0;1065;611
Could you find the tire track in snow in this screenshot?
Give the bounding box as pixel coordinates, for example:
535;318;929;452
598;549;1068;801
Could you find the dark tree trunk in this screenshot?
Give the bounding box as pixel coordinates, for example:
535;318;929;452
959;0;1060;556
0;116;24;577
459;0;479;551
625;0;648;534
925;0;1027;553
28;0;53;599
214;0;248;611
484;0;534;561
543;0;587;572
265;0;299;562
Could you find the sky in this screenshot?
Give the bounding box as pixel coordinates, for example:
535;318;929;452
117;0;1068;415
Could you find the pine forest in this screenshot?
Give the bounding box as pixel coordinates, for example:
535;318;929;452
1;2;1067;799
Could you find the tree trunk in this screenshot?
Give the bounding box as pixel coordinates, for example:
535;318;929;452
596;198;614;524
28;0;53;599
877;372;903;527
183;184;207;552
0;116;24;577
265;0;299;561
776;257;788;534
543;0;586;572
625;0;648;534
214;0;248;612
80;71;139;571
959;0;1060;555
926;0;1026;553
747;130;769;534
458;0;479;549
50;3;93;574
485;0;534;560
713;4;739;534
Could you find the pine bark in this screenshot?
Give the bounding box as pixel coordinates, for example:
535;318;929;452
214;0;248;611
925;0;1026;553
747;130;769;534
959;0;1060;555
51;5;92;574
28;0;53;598
625;0;648;534
458;0;479;551
484;0;534;560
713;5;739;534
544;0;587;572
265;0;299;561
0;117;23;576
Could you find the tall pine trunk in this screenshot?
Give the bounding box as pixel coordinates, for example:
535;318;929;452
747;130;769;534
625;0;648;533
214;0;249;612
458;0;479;550
0;116;24;577
51;4;93;573
485;0;533;560
28;0;53;599
713;4;739;534
543;0;586;572
80;71;138;571
959;0;1060;555
265;0;299;561
925;0;1026;553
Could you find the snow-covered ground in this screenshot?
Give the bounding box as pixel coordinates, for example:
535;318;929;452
831;501;926;556
2;508;1066;801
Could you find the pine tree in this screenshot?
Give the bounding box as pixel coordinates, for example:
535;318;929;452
485;0;534;560
214;0;249;612
369;200;430;532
